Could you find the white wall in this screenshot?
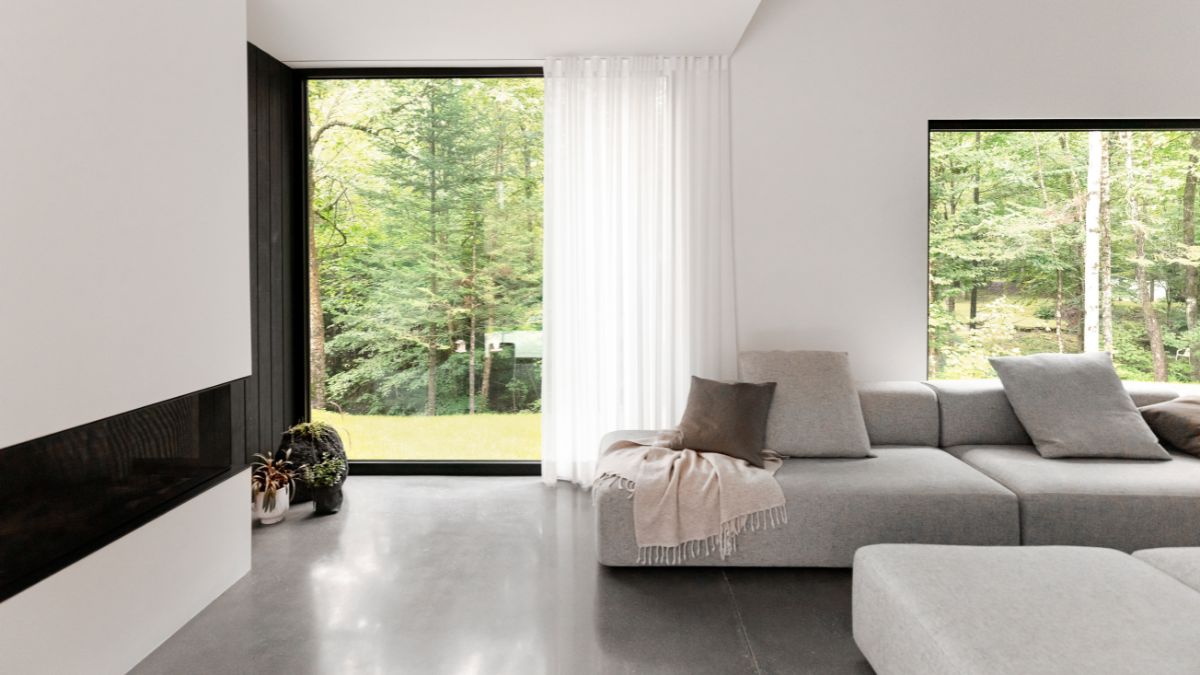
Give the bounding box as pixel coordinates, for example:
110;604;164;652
731;0;1200;380
248;0;760;66
0;0;250;447
0;471;251;675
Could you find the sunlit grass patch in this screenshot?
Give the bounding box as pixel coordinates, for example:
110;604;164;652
311;409;541;461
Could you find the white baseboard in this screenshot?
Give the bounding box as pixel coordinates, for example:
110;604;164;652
0;468;251;675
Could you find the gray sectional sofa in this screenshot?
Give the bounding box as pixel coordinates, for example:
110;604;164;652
594;379;1198;566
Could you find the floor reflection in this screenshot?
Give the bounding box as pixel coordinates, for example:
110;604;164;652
134;477;869;675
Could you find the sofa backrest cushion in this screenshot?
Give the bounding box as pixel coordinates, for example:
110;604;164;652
927;380;1028;447
740;351;873;457
928;379;1180;448
1124;381;1182;407
857;381;940;447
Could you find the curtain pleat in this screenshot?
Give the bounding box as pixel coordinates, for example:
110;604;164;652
542;56;737;486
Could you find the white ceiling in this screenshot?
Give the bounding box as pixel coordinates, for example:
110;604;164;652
247;0;762;67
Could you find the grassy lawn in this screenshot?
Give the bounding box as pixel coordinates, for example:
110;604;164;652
311;409;541;461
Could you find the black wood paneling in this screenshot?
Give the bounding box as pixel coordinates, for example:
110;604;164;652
240;44;304;463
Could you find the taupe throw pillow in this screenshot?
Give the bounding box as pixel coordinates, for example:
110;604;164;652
989;352;1170;460
1140;396;1200;456
677;376;777;467
738;350;872;458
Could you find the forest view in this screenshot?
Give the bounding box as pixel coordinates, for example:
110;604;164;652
308;77;543;460
930;129;1200;383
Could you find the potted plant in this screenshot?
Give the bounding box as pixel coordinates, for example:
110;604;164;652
303;452;348;515
251;450;300;525
278;421;346;503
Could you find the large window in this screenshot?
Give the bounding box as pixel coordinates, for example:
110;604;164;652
306;73;543;461
929;123;1200;383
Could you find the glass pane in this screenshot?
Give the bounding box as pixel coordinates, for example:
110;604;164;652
307;77;543;460
928;128;1200;383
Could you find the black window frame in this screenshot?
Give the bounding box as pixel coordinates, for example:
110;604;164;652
298;66;544;476
926;118;1200;379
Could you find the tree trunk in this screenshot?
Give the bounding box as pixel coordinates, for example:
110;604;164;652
521;119;535;232
481;314;494;405
1061;133;1087;222
972;131;982;209
1034;137;1065;353
946;295;956;314
1083;131;1103;352
308;210;328;410
1122;132;1167;380
306;117;376;412
478;114;504;410
1184;132;1200;378
928;257;938;378
1056;272;1065;353
1061;133;1086;349
425;92;439;417
1100;134;1114;353
468;242;477;415
426;341;438;416
969;132;981;330
468;313;477;415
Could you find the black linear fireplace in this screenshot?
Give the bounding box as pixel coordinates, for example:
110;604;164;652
0;385;237;601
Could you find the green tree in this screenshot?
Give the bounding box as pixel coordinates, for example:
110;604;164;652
308;77;544;417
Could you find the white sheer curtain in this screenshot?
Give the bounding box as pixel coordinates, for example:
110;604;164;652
541;56;738;486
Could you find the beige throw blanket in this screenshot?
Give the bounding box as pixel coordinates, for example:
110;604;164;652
596;431;787;564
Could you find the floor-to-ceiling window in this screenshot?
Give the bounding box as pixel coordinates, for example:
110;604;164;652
305;71;543;462
929;121;1200;383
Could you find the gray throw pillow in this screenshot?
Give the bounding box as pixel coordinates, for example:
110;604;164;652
989;352;1170;460
1140;396;1200;456
676;376;777;467
738;350;872;458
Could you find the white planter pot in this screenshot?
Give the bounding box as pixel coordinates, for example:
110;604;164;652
253;486;290;525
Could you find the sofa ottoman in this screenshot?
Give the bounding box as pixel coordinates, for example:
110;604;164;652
853;544;1200;675
1133;547;1200;592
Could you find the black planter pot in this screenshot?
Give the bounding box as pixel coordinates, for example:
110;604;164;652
311;486;344;515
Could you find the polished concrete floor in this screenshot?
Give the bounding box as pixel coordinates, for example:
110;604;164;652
133;477;873;675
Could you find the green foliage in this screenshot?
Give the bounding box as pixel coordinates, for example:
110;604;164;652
930;130;1200;383
302;453;347;488
936;297;1025;379
287;420;337;440
1033;304;1057;321
251;450;300;512
309;78;544;416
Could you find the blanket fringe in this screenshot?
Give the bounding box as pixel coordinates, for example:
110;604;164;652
596;472;788;565
635;504;788;565
594;473;636;497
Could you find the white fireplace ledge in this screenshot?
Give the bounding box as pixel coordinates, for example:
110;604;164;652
0;468;250;675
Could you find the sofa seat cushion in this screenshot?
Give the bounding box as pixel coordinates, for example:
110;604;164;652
853;544;1200;675
946;444;1200;550
1133;548;1200;593
594;445;1018;566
